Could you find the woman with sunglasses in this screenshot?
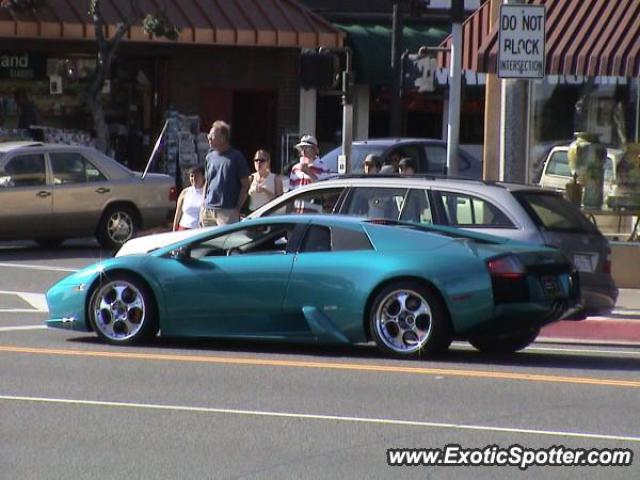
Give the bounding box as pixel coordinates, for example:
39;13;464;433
248;149;283;212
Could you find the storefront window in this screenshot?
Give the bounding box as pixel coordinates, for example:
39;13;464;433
530;76;640;235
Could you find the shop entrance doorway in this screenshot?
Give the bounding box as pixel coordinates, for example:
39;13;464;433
199;88;277;169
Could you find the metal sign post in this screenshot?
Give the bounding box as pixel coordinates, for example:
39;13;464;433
446;0;464;177
141;119;168;180
498;2;546;182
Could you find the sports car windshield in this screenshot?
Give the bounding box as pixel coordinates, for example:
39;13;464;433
189;224;293;258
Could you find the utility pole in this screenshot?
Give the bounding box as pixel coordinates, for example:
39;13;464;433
446;0;464;176
390;2;404;137
500;0;532;183
319;47;354;174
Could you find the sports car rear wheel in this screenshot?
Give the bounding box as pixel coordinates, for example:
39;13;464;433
88;274;158;345
468;327;540;354
370;281;451;357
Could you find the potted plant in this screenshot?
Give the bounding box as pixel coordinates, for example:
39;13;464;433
567;132;607;208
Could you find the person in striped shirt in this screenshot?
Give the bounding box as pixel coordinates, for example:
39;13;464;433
288;134;330;191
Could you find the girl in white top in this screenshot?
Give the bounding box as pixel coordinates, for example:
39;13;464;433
173;165;205;230
248;149;283;211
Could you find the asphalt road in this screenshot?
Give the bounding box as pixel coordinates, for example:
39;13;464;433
1;240;639;479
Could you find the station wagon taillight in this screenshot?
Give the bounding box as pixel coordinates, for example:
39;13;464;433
169;186;178;202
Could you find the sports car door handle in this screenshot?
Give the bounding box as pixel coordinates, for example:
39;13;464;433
36;191;51;198
95;187;111;194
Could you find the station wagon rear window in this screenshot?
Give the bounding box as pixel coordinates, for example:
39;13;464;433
514;191;598;234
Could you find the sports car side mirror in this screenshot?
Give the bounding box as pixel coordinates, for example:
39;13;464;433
170;246;191;261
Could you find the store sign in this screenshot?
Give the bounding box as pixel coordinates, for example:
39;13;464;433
0;52;47;80
498;4;545;79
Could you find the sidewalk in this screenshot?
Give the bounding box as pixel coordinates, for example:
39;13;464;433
540;289;640;345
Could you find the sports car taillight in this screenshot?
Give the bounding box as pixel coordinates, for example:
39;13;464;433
487;255;528;303
487;255;526;279
169;186;178;202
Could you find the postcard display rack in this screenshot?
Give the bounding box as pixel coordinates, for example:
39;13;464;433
161;110;209;189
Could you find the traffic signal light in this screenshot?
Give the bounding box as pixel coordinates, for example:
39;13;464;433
411;0;431;15
299;49;340;90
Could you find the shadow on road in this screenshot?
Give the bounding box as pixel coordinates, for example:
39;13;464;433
64;334;640;373
0;242;113;262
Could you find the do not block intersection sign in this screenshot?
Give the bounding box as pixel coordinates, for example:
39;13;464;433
498;4;546;79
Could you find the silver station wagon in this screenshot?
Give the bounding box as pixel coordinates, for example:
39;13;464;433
249;175;618;318
0;142;176;249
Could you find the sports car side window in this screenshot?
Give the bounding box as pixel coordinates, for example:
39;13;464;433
435;191;514;228
0;154;46;187
301;226;332;252
262;188;344;216
300;225;374;253
192;224;296;258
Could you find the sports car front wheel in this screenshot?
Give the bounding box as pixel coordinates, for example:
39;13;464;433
370;281;452;358
88;274;159;345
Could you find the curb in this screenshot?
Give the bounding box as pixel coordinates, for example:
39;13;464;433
540;318;640;345
536;337;640;347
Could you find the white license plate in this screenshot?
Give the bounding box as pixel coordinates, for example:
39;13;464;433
574;254;594;272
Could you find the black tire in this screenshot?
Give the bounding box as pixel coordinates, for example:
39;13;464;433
35;238;65;249
96;204;138;250
87;273;159;345
468;327;540;354
369;281;452;358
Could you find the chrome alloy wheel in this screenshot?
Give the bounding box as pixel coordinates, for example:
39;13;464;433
91;280;146;341
373;289;433;354
107;211;134;244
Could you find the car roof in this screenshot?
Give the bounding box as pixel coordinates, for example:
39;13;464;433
299;174;547;193
346;138;445;147
0;141;45;152
547;144;623;157
0;142;94;153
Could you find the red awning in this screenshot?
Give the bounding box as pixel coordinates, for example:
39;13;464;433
439;0;640;77
0;0;343;48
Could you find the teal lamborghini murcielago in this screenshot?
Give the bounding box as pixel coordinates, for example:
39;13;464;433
46;215;580;357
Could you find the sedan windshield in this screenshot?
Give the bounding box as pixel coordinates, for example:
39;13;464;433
514;191;598;234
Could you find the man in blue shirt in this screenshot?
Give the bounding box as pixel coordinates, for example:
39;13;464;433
200;120;250;226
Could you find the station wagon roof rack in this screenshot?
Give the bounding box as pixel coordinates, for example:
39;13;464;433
330;173;503;186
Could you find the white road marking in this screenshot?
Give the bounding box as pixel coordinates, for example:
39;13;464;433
451;341;640;357
0;290;48;313
0;325;46;332
0;394;639;443
0;262;78;273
